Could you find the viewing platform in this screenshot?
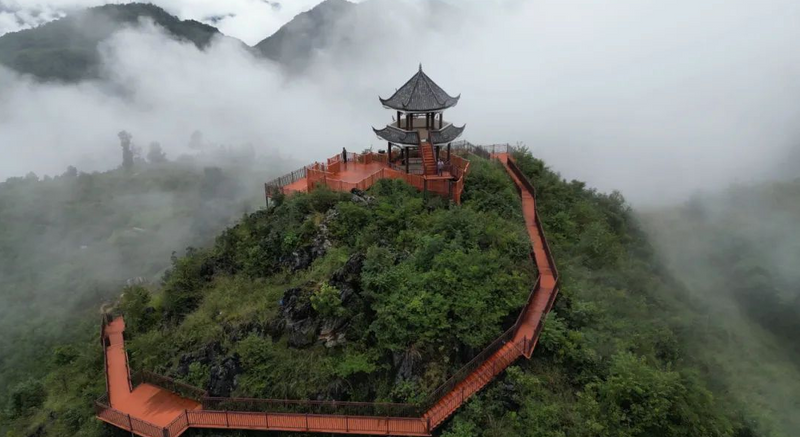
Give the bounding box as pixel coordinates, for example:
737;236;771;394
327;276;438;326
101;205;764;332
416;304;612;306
267;150;469;204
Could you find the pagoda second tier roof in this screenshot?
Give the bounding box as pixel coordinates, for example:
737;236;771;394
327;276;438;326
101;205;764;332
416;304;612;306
373;123;466;145
373;125;421;145
379;65;460;112
429;123;466;144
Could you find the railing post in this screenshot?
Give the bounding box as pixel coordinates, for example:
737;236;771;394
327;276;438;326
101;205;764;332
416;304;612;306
127;414;133;431
163;427;170;437
265;412;270;428
346;416;349;432
305;413;309;431
184;409;188;426
225;410;229;427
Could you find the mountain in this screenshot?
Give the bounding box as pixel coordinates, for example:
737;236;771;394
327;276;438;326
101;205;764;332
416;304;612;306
254;0;356;69
0;3;223;82
254;0;458;71
1;149;763;437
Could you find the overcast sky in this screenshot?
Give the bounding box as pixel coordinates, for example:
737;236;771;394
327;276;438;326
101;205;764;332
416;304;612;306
1;0;799;206
0;0;339;44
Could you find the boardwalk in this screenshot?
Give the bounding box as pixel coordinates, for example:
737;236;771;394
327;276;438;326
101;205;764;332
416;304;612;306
96;151;558;437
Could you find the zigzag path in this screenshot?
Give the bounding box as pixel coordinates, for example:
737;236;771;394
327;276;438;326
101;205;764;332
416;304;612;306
95;152;559;437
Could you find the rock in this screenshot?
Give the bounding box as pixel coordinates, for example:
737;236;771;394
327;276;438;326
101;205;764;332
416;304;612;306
393;349;423;384
281;285;319;348
208;355;241;397
350;189;375;204
286;209;336;272
329;253;365;305
176;341;222;377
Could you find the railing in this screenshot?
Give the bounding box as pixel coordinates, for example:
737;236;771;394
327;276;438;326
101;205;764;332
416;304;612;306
506;156;559;280
95;394;166;437
100;316;110;399
133;370;208;402
424;337;527;428
185;410;429;436
264;166;308;195
203;398;421;417
422;326;517;410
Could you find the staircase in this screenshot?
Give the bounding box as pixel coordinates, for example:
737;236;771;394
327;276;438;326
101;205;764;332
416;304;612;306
421;141;437;175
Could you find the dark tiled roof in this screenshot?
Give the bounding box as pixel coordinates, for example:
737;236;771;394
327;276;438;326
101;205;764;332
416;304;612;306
379;65;460;112
430;124;466;144
373;125;421;145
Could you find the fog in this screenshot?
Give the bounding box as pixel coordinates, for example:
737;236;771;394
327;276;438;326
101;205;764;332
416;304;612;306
1;0;800;205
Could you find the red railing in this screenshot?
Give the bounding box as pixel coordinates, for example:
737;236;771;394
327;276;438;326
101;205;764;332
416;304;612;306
95;395;166;437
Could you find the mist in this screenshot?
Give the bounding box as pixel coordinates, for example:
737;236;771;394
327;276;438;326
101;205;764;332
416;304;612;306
1;0;800;205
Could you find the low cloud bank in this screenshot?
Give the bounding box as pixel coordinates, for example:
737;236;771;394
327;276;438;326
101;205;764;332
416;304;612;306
2;0;800;204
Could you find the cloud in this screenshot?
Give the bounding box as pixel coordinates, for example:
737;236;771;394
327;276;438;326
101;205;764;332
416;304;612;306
0;0;333;44
1;0;800;206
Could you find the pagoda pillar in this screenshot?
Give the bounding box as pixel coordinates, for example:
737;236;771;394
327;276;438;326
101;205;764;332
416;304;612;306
447;143;451;162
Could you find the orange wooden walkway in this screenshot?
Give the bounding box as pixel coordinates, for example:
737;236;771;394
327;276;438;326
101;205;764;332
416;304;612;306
96;152;558;437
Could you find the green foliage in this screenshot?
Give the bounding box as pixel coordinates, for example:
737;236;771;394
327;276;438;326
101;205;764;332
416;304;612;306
311;282;346;318
437;148;752;437
1;148;770;437
6;379;45;418
119;286;156;333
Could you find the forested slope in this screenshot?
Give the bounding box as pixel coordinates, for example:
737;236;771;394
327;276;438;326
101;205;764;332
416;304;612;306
0;148;287;421
0;3;224;81
1;150;763;437
643;178;800;436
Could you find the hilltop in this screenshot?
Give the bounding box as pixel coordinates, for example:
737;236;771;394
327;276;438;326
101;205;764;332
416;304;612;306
1;149;764;437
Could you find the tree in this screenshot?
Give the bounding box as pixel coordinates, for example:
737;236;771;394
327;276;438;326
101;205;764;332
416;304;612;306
118;130;134;172
63;166;78;178
147;142;167;163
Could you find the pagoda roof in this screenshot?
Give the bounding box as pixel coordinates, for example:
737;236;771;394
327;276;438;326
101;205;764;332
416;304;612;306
379;65;460;112
373;125;421;145
430;124;466;144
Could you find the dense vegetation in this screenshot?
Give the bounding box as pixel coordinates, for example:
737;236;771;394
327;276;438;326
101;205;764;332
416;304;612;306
0;3;223;81
438;150;763;437
0;144;286;433
643;179;800;436
2;149;791;437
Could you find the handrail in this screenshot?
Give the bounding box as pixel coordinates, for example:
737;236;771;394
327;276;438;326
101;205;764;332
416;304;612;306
100;316;110;399
202;397;421;417
422;325;516;410
133;370;208;402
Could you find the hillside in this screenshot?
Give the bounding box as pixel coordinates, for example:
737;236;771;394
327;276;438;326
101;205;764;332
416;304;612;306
255;0;356;69
1;149;761;437
0;144;291;417
642;179;800;436
0;3;223;81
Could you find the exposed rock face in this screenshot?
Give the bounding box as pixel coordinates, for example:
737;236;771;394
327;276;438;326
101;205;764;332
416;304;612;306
393;349;423;385
280;285;318;348
208;355;241;397
286;208;336;272
176;341;223;377
350;189;375;205
279;253;366;348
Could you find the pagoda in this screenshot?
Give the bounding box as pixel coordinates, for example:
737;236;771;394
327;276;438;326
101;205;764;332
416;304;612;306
374;65;465;176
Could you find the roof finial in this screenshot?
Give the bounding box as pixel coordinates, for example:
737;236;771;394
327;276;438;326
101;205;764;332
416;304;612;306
419;63;423;72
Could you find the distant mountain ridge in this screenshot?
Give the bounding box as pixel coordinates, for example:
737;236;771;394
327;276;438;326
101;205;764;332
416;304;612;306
0;3;224;81
0;0;450;82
